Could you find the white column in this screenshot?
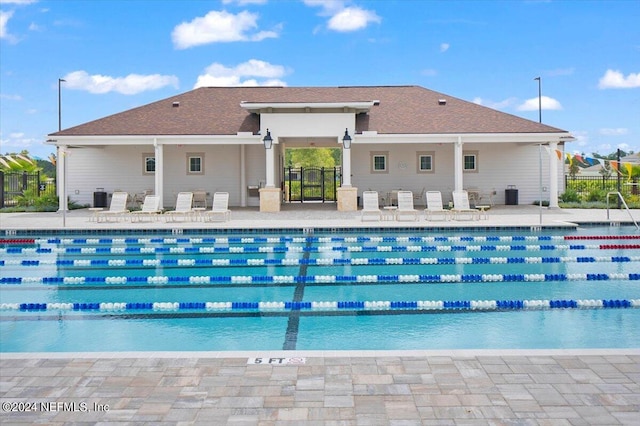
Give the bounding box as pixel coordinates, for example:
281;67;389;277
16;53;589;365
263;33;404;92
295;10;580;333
240;144;247;207
342;143;352;187
265;144;275;187
57;145;68;212
454;136;464;191
548;141;559;208
154;139;164;208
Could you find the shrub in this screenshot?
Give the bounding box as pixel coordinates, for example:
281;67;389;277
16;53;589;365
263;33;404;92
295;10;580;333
561;189;580;203
586;189;607;202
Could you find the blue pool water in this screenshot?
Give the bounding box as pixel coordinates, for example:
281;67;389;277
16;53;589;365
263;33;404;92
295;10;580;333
1;226;639;352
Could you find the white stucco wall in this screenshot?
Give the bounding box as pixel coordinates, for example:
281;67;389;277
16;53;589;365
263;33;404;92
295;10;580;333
66;144;265;208
351;142;563;206
65;139;562;209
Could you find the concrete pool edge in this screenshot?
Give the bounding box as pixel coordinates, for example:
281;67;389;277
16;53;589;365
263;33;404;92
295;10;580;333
3;348;640;360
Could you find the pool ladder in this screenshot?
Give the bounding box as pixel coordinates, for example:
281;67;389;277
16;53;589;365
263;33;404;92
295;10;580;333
606;192;639;230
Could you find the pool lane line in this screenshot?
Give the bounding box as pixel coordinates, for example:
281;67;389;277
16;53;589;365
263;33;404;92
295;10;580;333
282;240;312;350
4;299;640;322
19;234;640;246
4;254;640;269
5;243;640;256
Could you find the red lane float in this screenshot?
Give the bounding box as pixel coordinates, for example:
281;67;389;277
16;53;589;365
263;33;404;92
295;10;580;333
565;235;640;240
599;244;640;249
0;239;35;244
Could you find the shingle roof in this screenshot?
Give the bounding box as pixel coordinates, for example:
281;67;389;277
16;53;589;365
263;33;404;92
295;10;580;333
50;85;567;137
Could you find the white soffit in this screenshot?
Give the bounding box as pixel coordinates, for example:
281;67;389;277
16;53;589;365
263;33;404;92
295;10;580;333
240;101;376;114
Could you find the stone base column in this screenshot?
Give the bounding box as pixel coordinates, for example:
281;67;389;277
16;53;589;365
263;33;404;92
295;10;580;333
259;187;281;212
337;187;358;212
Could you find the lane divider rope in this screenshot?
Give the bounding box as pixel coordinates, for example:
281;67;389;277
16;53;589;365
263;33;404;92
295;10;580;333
2;272;639;285
2;255;639;268
2;298;639;312
3;234;638;246
3;243;640;256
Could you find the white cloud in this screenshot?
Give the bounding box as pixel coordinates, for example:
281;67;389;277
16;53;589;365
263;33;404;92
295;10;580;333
517;96;562;111
599;128;629;136
171;10;278;49
421;69;437;77
598;69;640;89
440;43;449;52
305;1;380;32
194;59;288;88
0;10;15;41
303;0;345;14
327;7;381;32
473;97;517;110
62;71;179;95
0;93;22;101
0;0;39;4
571;130;589;147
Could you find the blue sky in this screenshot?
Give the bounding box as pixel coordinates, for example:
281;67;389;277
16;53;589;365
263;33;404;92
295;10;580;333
1;0;638;160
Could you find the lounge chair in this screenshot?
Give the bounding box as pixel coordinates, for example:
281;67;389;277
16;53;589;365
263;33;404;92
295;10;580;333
451;190;480;221
424;191;451;221
396;190;419;221
129;195;161;222
164;192;193;222
95;192;129;222
361;191;382;221
203;192;231;222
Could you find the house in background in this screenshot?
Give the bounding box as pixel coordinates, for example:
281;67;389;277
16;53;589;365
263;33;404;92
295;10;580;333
47;85;574;212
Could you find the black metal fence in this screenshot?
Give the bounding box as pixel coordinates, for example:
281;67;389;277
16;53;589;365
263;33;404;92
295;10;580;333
0;171;57;208
564;175;638;198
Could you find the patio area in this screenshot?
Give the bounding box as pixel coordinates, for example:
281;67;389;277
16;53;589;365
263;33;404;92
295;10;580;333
1;206;639;424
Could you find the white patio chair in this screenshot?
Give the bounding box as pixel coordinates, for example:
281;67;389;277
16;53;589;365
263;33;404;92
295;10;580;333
424;191;451;221
129;195;161;222
95;192;129;222
361;191;382;221
452;190;480;221
164;192;193;222
203;192;231;222
396;190;419;221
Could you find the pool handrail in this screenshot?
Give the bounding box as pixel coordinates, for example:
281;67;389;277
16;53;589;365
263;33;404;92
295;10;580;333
606;191;639;230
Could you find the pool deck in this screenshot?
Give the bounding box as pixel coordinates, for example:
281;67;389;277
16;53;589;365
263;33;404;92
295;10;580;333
1;205;639;425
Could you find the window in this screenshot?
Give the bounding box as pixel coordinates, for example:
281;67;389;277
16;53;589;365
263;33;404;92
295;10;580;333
417;151;435;173
463;151;478;172
187;153;204;174
370;151;388;173
142;154;155;174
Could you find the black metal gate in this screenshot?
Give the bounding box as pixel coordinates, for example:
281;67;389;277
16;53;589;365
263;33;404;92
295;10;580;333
283;166;341;202
0;171;56;208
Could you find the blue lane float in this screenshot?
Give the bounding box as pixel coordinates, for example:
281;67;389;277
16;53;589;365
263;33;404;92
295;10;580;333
2;255;638;269
2;272;640;286
3;242;637;256
2;298;639;312
17;234;640;247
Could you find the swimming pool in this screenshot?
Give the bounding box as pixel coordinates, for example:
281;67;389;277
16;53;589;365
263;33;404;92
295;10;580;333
1;226;639;352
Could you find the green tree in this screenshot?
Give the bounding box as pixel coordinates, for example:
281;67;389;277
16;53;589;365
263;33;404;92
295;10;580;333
285;148;339;168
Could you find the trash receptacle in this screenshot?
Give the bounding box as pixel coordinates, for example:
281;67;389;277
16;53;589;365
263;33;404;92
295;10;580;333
93;189;107;208
505;185;518;205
